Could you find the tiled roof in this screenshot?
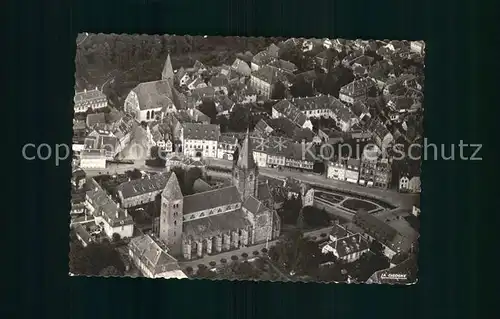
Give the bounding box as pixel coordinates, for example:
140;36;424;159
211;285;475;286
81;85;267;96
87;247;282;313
267;59;298;73
182;123;220;141
353;210;399;247
183;209;252;241
132;80;174;111
210;76;229;88
191;86;215;99
192;178;212;194
340;78;375;97
243;196;267;214
74;89;107;108
182;186;241;214
87;179;133;227
116;172;172;199
330;223;352;239
128;234;180;275
252;50;274;66
272;100;308;126
162;173;183;200
86;113;106;128
333;233;370;258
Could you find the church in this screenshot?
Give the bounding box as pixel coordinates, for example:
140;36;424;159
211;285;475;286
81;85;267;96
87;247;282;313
158;131;281;260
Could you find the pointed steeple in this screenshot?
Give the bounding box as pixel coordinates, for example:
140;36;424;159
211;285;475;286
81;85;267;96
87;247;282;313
162;53;174;84
162;172;183;200
237;128;256;169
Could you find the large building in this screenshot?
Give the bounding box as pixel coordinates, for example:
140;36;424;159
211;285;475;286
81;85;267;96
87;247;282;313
159;131;281;259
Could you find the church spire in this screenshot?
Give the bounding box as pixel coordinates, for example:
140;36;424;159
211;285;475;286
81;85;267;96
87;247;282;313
162;53;174;84
237;128;256;169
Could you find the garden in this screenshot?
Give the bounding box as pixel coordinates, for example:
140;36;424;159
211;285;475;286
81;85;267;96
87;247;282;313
341;198;378;212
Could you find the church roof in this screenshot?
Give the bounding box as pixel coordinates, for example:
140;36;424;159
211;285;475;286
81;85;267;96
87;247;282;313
162;173;183;200
117;172;172;199
183;209;252;241
237;130;256;169
182;186;241;214
243;196;267;214
162;54;174;82
192;178;212;194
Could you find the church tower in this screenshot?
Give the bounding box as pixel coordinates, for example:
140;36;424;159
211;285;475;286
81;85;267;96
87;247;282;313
233;129;258;201
160;172;184;256
161;53;174;87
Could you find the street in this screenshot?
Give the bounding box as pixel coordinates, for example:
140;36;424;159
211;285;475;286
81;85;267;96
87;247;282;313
205;158;417;209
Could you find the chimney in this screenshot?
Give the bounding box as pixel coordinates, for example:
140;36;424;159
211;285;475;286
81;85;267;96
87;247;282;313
95;87;98;91
125;209;128;217
115;211;119;219
84;89;87;93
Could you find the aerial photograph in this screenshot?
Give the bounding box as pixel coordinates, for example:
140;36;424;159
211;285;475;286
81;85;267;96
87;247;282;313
70;34;424;284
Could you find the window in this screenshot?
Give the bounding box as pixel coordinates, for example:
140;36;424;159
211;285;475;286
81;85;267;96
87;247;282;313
174;220;177;226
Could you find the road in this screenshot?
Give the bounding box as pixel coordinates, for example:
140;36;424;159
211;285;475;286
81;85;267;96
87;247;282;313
205;158;417;209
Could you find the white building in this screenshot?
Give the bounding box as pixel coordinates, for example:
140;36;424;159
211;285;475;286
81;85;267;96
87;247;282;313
80;149;106;169
74;88;108;113
181;123;220;158
124;80;176;122
85;179;134;239
129;234;188;279
321;233;370;263
410;41;425;54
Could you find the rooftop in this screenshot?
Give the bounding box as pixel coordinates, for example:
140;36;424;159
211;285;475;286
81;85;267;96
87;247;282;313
182;123;220;141
182;186;241;214
129;234;182;276
183;209;252;241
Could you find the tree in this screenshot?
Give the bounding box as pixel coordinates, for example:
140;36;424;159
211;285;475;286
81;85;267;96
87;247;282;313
198;100;218;123
369;240;384;255
150;146;160;159
69;242;125;276
290;77;314;98
268;230;323;276
271;81;287;100
303;206;331;228
112;233;121;242
126;169;142;180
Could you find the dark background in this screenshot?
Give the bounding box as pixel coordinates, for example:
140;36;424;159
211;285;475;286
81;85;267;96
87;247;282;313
7;0;493;318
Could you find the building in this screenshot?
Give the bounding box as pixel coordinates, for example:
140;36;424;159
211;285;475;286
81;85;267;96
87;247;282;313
292;95;358;131
181;123;220;158
80;149;106;169
410;41;425;55
339;78;376;104
128;234;187;279
161;53;175;87
74;88;108;113
209;76;229;95
353;210;415;259
116;172;173;208
399;175;421;193
321;233;370;263
373;158;391;189
217;134;238;160
231;58;252;76
85;129;121;159
271;100;313;130
85;179;134;239
158;131;281;259
251;50;275;71
124;79;176;122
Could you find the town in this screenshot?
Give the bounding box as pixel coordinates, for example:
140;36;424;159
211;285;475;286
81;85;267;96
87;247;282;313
70;35;423;284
